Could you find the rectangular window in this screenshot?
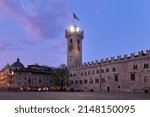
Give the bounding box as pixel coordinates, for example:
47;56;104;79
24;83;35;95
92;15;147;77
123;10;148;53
97;70;99;74
80;80;83;84
106;68;109;72
95;79;99;83
90;79;93;84
70;74;73;77
131;74;135;81
115;75;118;82
112;67;116;72
75;80;78;84
28;80;31;85
88;71;91;75
101;69;104;73
133;65;138;70
144;63;149;69
84;79;88;84
71;80;74;84
81;72;83;76
92;70;95;74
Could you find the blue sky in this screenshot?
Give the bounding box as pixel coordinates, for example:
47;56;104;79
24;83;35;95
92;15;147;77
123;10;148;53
0;0;150;68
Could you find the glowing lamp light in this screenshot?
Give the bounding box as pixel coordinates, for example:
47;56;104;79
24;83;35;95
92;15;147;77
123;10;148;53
69;25;81;33
38;88;41;91
69;25;75;32
20;87;23;91
76;27;80;32
12;71;14;75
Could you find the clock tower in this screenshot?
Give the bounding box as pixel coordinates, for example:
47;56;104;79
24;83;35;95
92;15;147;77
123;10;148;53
65;25;84;67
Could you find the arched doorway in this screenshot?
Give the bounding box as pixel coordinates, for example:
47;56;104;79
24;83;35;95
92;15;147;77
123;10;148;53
143;88;149;93
107;86;110;92
143;87;149;93
144;89;148;93
90;89;94;92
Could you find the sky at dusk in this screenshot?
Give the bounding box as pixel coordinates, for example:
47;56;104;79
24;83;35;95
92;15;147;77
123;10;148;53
0;0;150;69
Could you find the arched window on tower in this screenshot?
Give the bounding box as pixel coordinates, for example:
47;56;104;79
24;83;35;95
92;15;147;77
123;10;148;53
70;39;72;44
77;39;80;44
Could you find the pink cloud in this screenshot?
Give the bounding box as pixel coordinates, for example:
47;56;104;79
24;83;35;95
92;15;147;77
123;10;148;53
0;42;10;51
0;43;6;50
0;0;71;40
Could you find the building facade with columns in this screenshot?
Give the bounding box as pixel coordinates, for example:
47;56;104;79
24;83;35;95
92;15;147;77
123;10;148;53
66;25;150;93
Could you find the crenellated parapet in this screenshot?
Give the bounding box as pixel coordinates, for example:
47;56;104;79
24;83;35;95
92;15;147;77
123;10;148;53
123;54;128;59
111;56;115;61
69;49;150;70
117;55;121;60
65;26;84;39
130;53;135;58
146;49;150;55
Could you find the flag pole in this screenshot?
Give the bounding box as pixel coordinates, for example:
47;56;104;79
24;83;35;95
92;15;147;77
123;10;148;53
73;12;79;25
73;15;74;25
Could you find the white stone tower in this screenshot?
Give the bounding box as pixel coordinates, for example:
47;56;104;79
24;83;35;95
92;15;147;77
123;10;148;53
65;25;84;67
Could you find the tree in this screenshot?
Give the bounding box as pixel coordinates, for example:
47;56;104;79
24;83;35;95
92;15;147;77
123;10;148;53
51;65;71;90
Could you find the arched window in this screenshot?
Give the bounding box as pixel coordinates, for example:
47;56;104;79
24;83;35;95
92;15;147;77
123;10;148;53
70;39;72;44
77;39;80;44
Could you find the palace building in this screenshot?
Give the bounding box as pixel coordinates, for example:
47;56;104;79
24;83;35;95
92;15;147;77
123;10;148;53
0;58;66;91
66;24;150;93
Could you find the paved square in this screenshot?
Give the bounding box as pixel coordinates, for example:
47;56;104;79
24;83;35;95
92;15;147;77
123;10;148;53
0;92;150;100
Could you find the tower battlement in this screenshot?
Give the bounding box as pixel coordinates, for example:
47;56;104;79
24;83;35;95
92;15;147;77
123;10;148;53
65;25;84;39
65;30;84;39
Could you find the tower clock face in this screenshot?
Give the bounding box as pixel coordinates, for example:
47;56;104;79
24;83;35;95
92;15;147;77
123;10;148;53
69;45;73;51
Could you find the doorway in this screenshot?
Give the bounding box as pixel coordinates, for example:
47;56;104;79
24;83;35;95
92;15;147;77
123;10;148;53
144;89;148;93
107;86;110;92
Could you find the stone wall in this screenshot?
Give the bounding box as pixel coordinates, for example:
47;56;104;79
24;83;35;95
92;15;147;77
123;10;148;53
69;50;150;93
